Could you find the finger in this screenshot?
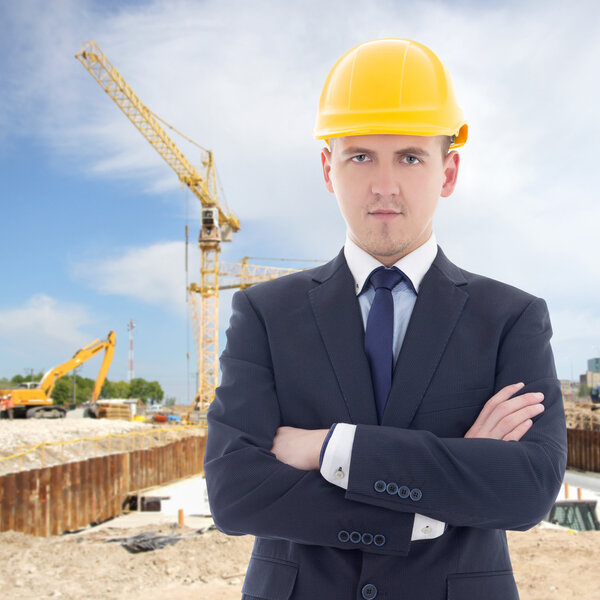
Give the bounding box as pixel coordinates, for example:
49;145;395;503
465;383;527;438
490;402;545;439
502;418;533;442
487;392;544;426
475;382;526;422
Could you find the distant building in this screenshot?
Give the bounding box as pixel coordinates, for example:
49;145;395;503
580;371;600;390
588;357;600;373
560;380;577;401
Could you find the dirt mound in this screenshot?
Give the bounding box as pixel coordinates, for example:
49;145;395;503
0;522;598;599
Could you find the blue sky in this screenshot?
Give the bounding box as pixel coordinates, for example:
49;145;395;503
1;0;599;402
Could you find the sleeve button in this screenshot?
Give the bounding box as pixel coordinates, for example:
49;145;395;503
373;534;386;547
350;531;362;543
410;488;423;501
361;532;373;545
386;482;398;495
398;485;410;499
374;480;387;493
338;530;350;543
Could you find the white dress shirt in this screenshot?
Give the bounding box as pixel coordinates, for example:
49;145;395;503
320;233;446;541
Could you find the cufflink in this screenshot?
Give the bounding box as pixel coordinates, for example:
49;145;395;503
335;467;345;479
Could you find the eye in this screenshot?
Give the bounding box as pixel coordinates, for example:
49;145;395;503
403;155;420;165
351;154;369;163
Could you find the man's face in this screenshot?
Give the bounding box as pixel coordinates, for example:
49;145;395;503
321;134;459;266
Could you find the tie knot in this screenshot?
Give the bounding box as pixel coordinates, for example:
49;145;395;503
368;267;404;291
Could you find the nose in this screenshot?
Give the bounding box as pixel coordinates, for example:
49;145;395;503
370;163;400;198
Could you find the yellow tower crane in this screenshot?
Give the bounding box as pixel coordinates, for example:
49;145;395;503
76;41;299;411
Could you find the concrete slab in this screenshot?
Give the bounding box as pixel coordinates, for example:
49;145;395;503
75;511;214;534
75;474;213;535
139;474;211;517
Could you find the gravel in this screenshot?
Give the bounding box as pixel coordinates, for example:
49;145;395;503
0;417;201;475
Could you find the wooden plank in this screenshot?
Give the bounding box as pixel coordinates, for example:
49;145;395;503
96;456;104;522
63;462;73;532
109;454;118;518
1;473;16;532
84;458;91;528
72;461;85;530
93;457;102;523
39;467;51;537
0;473;4;528
100;455;109;522
30;469;41;536
50;464;62;536
14;471;27;534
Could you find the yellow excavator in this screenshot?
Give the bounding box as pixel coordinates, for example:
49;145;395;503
0;331;116;419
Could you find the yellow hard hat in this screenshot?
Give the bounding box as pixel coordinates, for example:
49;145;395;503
313;39;468;148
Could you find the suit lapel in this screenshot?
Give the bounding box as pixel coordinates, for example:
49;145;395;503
309;251;378;425
383;249;469;428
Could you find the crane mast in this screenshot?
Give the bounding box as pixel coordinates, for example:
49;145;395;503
76;41;297;410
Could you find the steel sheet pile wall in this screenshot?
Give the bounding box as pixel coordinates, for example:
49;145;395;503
567;428;600;472
0;434;206;537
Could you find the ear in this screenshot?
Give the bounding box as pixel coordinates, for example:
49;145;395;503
321;146;335;194
440;151;460;198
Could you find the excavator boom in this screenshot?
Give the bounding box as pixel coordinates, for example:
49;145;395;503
0;331;116;418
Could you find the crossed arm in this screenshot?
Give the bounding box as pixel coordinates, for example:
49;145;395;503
271;382;546;470
205;290;566;556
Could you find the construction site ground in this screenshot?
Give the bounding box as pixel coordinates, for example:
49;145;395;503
0;520;598;599
1;413;600;599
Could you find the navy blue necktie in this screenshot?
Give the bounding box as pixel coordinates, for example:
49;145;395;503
364;267;404;423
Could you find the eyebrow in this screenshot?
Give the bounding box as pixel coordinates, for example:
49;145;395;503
340;146;431;158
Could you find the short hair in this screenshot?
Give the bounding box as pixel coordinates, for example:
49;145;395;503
329;135;453;160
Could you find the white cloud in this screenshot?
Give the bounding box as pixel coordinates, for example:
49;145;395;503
0;294;95;366
3;0;600;381
71;241;196;314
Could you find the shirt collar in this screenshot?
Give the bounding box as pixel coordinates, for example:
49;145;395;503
344;232;438;296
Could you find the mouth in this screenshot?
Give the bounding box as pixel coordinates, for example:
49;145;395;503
368;210;402;221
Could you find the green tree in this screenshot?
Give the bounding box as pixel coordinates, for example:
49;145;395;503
52;375;95;406
10;372;43;385
101;379;130;399
129;378;164;404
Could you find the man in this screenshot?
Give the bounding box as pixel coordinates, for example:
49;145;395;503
205;39;566;600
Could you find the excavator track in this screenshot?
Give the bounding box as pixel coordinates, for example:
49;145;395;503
26;406;67;419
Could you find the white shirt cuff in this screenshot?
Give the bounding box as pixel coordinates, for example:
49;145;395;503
320;423;356;490
320;422;446;541
411;513;446;540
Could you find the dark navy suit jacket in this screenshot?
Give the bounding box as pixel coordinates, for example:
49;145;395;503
205;247;567;600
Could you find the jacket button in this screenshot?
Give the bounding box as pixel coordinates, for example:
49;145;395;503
374;480;386;493
337;530;350;543
361;583;378;599
373;534;386;547
350;531;362;543
386;482;398;495
397;485;410;499
361;532;373;545
410;488;423;501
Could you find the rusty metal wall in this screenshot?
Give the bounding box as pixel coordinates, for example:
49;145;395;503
567;428;600;472
0;434;206;537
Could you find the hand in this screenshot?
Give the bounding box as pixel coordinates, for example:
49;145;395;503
271;426;329;470
464;382;544;441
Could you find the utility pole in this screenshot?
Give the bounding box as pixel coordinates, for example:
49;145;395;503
127;319;135;383
72;366;78;408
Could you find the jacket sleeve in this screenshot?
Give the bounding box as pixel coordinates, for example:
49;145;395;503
345;297;567;530
205;290;416;556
